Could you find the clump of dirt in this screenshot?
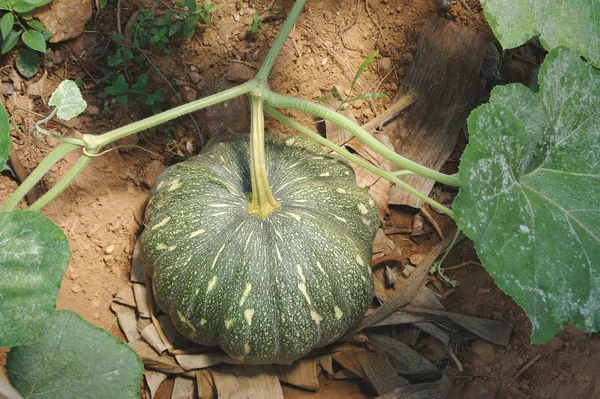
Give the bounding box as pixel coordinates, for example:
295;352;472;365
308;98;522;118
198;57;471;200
1;1;598;398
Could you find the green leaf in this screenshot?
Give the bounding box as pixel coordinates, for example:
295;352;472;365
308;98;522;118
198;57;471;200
330;86;343;102
315;97;332;106
0;101;9;169
0;12;14;39
1;29;20;54
25;18;44;31
455;47;600;342
6;310;144;399
39;28;52;41
0;211;71;347
184;0;197;11
12;0;51;13
116;93;128;104
15;48;40;78
480;0;600;67
111;32;125;43
352;50;378;89
21;29;45;52
182;14;197;38
48;80;88;120
346;92;388;103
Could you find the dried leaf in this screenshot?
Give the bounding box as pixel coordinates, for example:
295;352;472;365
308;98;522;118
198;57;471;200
333;368;361;380
176;352;243;371
356;350;407;395
171;377;195;399
195;369;216;399
111;302;141;343
375;378;451;399
157;315;184;344
211;364;284;399
131;340;186;374
318;354;334;376
133;283;150;318
141;323;168;354
144;370;167;399
332;351;367;380
130;238;145;283
114;285;136;307
372;229;402;260
275;357;319;391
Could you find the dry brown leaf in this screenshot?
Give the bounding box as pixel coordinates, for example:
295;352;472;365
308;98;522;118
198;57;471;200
25;71;47;98
195;369;216;399
275;357;320;391
113;285;136;307
372;229;402;260
141;323;169;354
175;352;243;371
333;368;361;380
144;370;167;399
171;377;195;399
131;340;186;374
136;317;152;333
111;302;141;343
130;239;145;283
356;351;407;395
156;315;185;344
133;283;150;318
211;364;284;399
0;369;22;399
318;354;334;376
331;351;367;380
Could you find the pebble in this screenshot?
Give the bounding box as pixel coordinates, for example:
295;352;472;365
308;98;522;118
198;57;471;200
409;254;425;265
471;339;496;363
189;71;201;84
378;57;394;77
71;284;82;293
104;244;115;255
86;105;100;115
402;264;416;277
179;86;197;103
549;337;563;351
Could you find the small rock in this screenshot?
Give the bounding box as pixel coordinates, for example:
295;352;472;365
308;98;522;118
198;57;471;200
549;337;563;351
86;105;100;115
189;71;201;83
108;221;121;232
91;299;100;308
179;86;197;103
33;0;93;43
104;245;115;255
471;339;496;363
409;254;425;265
1;82;15;96
103;255;113;263
71;284;82;293
411;213;424;235
378;57;393;77
402;264;416;277
226;62;256;83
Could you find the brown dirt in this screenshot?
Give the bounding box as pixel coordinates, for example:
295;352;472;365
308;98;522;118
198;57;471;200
1;1;597;398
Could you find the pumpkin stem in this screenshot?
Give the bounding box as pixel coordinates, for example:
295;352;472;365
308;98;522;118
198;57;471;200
247;95;280;217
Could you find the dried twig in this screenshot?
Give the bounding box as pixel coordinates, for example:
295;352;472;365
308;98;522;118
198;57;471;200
421;207;444;240
514;354;541;378
443;260;482;271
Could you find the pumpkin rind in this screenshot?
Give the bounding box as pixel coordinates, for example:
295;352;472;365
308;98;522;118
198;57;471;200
141;134;379;364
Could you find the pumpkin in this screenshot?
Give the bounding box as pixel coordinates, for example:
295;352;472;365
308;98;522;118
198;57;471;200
141;133;380;364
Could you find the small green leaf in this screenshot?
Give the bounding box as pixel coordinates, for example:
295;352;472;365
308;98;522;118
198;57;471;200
116;93;128;104
39;28;52;41
15;48;40;78
315;97;332;106
7;310;144;399
0;12;14;39
0;101;9;169
130;73;148;94
152;88;165;103
21;29;46;52
184;0;197;11
1;29;21;54
481;0;600;67
111;32;125;43
0;0;11;10
330;86;343;101
203;2;214;11
352;50;378;89
48;80;88;120
346;92;388;103
0;211;71;347
182;15;197;38
455;47;600;342
26;18;44;31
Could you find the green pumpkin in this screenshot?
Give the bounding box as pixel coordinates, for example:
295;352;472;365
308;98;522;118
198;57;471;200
141;133;379;364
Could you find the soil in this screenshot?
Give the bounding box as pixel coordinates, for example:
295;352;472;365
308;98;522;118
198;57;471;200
1;0;598;398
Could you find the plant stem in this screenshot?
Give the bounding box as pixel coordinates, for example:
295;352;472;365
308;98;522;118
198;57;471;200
88;80;259;150
264;91;461;187
255;0;307;81
34;108;86;146
2;143;80;212
29;153;93;211
264;105;454;217
246;96;280;217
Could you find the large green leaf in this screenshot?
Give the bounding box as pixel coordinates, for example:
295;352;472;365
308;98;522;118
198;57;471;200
0;211;71;347
455;46;600;342
7;310;144;399
480;0;600;67
0;101;9;169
